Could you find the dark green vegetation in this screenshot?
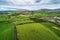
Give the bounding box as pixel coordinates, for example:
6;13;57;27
0;10;60;40
0;21;14;40
41;22;60;37
0;13;14;40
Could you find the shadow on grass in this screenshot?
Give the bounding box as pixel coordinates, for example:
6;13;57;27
41;22;60;37
16;22;35;25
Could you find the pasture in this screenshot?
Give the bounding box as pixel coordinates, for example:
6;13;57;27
0;21;14;40
16;23;60;40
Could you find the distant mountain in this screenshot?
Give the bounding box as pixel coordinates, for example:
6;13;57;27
0;7;60;12
0;8;28;12
44;9;60;12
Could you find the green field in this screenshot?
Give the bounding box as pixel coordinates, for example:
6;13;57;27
0;21;14;40
0;10;60;40
41;22;60;37
16;23;60;40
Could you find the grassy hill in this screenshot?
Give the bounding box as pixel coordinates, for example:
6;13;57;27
16;23;60;40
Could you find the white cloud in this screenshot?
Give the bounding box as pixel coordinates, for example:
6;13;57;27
6;0;35;6
0;0;60;10
6;0;52;5
39;0;51;4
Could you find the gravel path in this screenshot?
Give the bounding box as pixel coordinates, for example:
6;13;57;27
12;21;18;40
14;25;18;40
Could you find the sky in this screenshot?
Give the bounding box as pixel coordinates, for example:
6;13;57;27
0;0;60;11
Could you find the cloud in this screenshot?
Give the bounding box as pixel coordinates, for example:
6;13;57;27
39;0;51;4
0;0;60;10
0;0;52;6
5;0;35;6
51;0;60;4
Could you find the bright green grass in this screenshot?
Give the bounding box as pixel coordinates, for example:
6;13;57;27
0;22;14;40
16;23;60;40
41;22;60;37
